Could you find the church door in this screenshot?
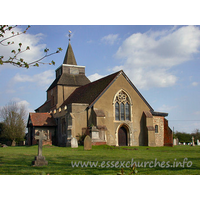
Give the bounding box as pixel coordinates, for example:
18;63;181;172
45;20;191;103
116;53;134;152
118;127;127;146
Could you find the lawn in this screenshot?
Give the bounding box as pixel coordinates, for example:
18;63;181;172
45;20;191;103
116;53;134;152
0;145;200;175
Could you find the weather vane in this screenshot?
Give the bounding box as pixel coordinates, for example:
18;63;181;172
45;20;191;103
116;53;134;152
68;30;72;42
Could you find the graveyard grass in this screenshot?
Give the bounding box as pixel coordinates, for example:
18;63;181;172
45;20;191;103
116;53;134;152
0;145;200;175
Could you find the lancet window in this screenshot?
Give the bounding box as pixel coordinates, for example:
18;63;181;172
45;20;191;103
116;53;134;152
115;91;131;121
155;125;158;133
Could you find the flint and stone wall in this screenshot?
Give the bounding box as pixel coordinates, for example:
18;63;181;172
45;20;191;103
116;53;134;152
153;116;164;146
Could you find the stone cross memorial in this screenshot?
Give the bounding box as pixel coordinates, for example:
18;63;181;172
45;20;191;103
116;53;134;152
32;130;48;166
192;136;195;146
84;135;92;150
71;137;78;148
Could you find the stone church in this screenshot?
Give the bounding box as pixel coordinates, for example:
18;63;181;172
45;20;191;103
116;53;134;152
27;40;173;147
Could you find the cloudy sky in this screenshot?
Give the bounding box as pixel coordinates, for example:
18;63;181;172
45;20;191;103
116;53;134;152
0;25;200;133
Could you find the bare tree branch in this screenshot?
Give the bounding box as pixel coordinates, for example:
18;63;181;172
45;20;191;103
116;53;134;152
0;25;62;68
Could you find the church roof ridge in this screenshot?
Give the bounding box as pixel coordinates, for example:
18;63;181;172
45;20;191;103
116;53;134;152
61;70;121;108
61;70;154;112
120;71;154;112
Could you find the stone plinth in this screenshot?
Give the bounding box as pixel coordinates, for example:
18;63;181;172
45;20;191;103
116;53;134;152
90;126;106;146
90;126;100;140
32;156;48;166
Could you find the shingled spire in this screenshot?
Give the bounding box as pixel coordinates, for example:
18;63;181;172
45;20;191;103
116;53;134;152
47;30;90;93
63;31;77;65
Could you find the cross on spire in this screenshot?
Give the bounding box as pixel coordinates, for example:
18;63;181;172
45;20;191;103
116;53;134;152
63;30;77;65
68;30;72;42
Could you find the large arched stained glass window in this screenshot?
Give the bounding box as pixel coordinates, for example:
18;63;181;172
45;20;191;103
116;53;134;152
114;91;131;121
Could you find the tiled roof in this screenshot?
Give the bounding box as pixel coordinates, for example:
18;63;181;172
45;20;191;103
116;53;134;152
151;111;168;117
144;111;153;118
35;100;51;112
47;74;90;91
28;113;56;127
61;71;121;107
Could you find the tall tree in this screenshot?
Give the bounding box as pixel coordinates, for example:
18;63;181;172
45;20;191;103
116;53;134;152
191;129;200;141
0;101;27;146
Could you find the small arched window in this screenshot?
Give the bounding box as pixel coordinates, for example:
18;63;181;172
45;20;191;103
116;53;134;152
155;125;158;133
114;90;131;121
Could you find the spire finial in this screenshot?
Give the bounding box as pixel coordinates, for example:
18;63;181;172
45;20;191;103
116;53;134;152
63;32;77;65
68;30;72;42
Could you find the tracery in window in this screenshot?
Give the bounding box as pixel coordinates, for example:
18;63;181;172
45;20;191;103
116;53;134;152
115;91;131;121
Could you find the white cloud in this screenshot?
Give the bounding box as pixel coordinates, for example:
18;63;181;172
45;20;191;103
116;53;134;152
88;73;104;82
194;111;200;115
0;26;46;68
9;98;34;118
16;99;34;120
114;26;200;89
192;82;199;86
12;70;54;89
16;99;30;108
157;104;177;112
101;34;119;45
87;40;94;44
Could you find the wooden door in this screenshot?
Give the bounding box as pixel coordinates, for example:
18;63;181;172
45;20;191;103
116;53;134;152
118;127;127;146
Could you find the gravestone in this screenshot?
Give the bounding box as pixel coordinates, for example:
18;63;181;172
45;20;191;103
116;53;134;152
32;130;48;166
192;136;195;146
173;138;176;145
84;135;92;150
11;140;16;146
173;138;179;145
71;137;78;148
197;139;200;146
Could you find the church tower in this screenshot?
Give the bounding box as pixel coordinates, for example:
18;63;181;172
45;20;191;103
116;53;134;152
36;32;90;113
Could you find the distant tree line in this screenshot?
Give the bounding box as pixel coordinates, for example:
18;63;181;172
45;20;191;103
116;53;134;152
174;129;200;143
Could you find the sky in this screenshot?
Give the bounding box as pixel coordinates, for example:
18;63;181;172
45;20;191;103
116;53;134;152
1;25;200;133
